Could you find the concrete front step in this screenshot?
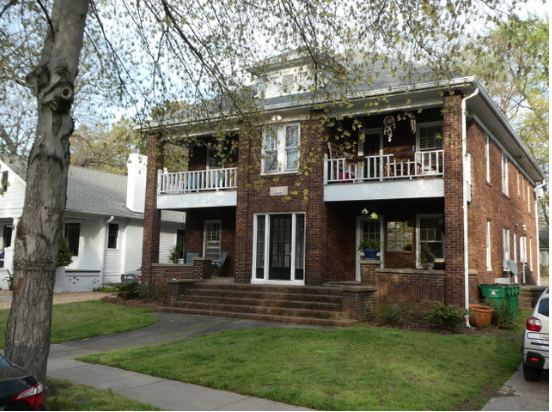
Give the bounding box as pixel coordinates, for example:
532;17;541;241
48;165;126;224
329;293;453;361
157;306;356;327
183;288;343;305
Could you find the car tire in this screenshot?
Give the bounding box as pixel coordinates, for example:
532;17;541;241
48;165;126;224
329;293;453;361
523;363;542;381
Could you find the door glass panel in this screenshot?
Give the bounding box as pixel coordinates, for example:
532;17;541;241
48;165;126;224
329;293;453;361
295;214;305;280
269;215;292;280
256;216;266;279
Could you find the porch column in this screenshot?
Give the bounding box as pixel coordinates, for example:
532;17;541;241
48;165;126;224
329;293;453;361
141;134;165;284
442;93;465;307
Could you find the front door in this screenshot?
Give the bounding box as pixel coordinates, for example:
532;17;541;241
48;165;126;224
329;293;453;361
356;216;383;280
253;213;305;284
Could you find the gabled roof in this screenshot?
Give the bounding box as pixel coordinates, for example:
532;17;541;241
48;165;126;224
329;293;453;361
66;166;143;219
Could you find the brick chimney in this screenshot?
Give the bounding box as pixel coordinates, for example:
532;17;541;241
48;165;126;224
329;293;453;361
126;153;147;213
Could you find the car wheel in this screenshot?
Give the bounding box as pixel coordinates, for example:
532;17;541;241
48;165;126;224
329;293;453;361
523;363;542;381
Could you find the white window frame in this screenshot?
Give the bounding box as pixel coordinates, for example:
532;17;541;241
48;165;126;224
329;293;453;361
485;134;491;183
261;124;300;174
252;212;305;285
501;154;509;196
106;223;119;250
486;220;492;271
416;121;443;151
416;214;445;269
502;227;511;271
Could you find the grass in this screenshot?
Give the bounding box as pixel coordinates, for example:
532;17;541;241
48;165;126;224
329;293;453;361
78;319;527;411
45;378;162;411
0;301;159;348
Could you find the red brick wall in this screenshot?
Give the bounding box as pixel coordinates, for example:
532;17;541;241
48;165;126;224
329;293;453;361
466;119;539;286
142;134;164;284
442;93;465;307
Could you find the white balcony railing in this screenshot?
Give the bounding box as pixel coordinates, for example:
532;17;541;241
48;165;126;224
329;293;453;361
324;150;444;184
158;167;238;195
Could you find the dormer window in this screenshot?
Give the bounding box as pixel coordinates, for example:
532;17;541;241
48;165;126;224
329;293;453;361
263;68;309;98
262;124;300;174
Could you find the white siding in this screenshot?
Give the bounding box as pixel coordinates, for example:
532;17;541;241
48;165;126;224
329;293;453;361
159;222;179;263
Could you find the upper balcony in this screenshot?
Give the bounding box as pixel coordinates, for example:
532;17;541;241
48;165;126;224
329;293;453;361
157;167;238;209
323;150;445;202
156;150;445;209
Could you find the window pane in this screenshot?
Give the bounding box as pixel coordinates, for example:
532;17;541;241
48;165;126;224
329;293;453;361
107;223;119;249
256;216;265;279
285;125;299;147
286;149;299;170
419;126;443;150
386;221;412;251
65;223;80;256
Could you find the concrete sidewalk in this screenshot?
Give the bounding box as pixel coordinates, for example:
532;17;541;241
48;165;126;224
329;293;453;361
47;313;325;410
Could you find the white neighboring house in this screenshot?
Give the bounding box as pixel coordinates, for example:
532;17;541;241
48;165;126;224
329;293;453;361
0;154;185;292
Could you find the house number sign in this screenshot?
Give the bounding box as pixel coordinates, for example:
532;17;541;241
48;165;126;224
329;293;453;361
270;186;288;196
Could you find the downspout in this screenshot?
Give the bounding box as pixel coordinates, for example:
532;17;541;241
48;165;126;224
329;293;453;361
462;88;479;326
101;216;115;286
534;181;546;285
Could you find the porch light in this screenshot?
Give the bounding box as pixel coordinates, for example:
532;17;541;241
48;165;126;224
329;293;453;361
361;208;369;215
370;212;379;220
271;115;282;121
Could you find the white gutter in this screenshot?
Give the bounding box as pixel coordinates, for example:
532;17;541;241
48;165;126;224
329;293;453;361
462;88;479;326
534;181;546;285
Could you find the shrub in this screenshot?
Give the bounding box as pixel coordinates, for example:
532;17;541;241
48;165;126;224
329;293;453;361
113;282;167;301
484;298;516;330
376;304;412;326
426;302;467;329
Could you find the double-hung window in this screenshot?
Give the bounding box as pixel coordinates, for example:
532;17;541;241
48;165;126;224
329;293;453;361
416;122;443;174
262;124;300;174
502;227;511;271
501;154;509;196
65;223;81;256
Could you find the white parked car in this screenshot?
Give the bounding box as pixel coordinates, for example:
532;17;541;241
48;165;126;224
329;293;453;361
522;288;549;381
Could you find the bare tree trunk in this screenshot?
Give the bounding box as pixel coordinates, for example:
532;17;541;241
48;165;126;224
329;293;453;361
5;0;89;385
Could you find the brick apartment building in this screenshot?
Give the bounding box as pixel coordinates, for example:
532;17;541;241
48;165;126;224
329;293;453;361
140;53;546;324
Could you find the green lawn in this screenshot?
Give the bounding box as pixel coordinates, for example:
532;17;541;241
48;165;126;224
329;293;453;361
79;323;525;411
0;300;158;348
46;378;162;411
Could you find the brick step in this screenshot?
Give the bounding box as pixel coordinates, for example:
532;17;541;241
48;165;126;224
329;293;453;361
182;294;342;311
173;300;344;320
184;288;343;304
157;306;356;327
194;282;344;296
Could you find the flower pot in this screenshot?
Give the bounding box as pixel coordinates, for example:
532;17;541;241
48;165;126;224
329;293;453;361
364;247;378;260
469;304;494;328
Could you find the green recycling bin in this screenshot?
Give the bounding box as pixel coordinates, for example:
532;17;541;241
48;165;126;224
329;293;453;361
478;284;519;319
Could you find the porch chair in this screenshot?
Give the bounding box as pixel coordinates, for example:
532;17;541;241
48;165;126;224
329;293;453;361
211;252;228;276
186;252;199;263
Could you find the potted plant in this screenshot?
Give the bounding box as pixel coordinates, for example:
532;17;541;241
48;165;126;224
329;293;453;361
358;238;381;260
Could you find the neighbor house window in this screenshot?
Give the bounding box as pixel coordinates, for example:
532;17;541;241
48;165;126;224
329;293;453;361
65;223;81;256
2;224;13;249
1;171;8;192
262;124;300;173
254;213;305;283
502;227;510;271
386;221;413;252
107;223;119;249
